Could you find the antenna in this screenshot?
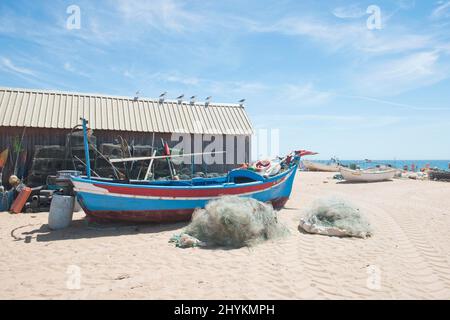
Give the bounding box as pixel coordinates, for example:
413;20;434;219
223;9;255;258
190;95;196;105
133;90;140;101
239;98;246;106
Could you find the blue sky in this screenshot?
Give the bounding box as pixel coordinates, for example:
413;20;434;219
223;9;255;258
1;0;449;159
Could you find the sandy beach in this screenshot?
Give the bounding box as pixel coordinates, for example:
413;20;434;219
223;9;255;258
1;171;450;300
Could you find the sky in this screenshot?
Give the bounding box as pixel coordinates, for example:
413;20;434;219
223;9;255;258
0;0;449;160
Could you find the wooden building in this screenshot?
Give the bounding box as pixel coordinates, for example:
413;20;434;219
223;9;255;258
0;87;253;186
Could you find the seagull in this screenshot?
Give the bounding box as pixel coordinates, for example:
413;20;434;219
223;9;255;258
176;94;184;104
239;99;246;104
159;92;167;103
205;96;212;106
190;96;196;104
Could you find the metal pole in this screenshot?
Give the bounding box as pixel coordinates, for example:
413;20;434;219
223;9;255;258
81;118;91;179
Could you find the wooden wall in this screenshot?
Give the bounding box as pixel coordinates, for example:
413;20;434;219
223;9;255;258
0;126;250;186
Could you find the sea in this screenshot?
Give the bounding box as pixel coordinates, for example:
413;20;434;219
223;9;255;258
311;160;450;171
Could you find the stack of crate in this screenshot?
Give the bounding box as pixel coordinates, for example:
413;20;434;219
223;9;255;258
65;131;97;175
27;145;66;187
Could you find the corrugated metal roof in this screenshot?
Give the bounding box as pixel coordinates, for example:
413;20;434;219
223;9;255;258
0;87;253;135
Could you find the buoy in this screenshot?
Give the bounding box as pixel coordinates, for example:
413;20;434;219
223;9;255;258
48;194;75;230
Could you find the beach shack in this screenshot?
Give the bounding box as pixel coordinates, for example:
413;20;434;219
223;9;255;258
0;87;253;186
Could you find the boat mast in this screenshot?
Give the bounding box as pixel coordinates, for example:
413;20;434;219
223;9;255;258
80;117;91;179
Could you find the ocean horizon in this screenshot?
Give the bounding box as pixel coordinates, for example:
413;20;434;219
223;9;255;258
311;160;450;171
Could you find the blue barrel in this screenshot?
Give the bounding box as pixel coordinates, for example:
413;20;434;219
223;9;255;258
0;191;14;212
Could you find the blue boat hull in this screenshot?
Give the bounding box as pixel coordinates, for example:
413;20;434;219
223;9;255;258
72;165;298;222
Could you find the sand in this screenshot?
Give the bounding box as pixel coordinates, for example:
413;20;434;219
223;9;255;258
1;171;450;299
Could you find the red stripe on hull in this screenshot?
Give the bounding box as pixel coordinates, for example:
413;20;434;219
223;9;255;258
93;177;285;198
82;197;290;223
85;209;195;223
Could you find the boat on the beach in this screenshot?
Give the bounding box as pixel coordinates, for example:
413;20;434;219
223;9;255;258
303;160;340;172
70;119;302;222
339;166;396;182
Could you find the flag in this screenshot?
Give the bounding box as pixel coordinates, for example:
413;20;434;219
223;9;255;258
296;150;318;157
0;149;9;168
164;142;171;156
18;150;28;179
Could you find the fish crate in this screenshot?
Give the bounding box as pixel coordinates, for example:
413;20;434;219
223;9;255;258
132;145;153;157
66;131;97;147
27;173;48;187
33;145;66;159
30;158;65;173
99;143;123;159
68;146;96;159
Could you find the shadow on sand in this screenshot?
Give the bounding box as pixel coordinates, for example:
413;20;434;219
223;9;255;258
11;218;189;243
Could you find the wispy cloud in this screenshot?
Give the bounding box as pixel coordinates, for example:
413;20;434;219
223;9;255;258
354;51;449;96
281;83;332;106
431;1;450;19
332;4;366;19
114;0;203;33
252;113;401;131
338;94;450;111
251;16;431;55
63;62;75;73
0;57;35;76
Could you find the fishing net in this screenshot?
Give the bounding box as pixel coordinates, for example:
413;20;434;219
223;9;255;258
171;196;289;248
299;197;372;238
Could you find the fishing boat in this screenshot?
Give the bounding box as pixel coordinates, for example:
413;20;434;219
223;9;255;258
340;166;396;183
303;160;340;172
70;119;303;222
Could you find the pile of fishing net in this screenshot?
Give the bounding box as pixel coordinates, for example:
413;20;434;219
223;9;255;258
299;197;372;238
170;196;289;248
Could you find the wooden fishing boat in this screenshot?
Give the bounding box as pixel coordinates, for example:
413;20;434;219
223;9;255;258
70;119;302;222
72;164;298;222
340;167;396;182
303;160;340;172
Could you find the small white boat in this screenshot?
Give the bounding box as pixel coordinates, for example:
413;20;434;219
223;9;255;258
340;167;396;182
303;160;340;172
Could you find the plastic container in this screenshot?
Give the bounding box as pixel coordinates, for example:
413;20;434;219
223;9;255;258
0;190;14;212
48;194;75;230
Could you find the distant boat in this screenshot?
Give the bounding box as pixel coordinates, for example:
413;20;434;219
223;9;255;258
340;167;396;182
302;160;340;172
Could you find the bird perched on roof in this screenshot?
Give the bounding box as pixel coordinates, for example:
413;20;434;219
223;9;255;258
133;91;140;101
238;99;246;106
205;96;212;106
190;95;196;104
177;94;184;104
159;92;167;103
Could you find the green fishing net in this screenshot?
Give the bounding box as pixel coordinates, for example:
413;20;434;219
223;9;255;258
171;196;289;248
299;197;373;238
